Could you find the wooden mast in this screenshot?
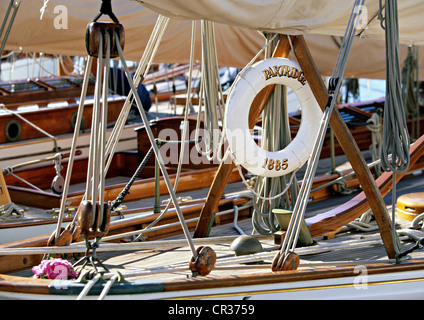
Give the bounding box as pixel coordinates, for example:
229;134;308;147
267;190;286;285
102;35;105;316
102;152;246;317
194;35;398;259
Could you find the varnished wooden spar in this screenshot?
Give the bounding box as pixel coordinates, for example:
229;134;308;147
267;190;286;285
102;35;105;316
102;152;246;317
307;133;424;237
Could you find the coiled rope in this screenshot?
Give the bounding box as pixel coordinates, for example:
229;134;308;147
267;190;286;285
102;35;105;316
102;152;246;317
380;0;411;258
380;0;410;174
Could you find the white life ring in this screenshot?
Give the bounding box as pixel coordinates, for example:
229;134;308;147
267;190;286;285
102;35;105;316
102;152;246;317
225;57;323;178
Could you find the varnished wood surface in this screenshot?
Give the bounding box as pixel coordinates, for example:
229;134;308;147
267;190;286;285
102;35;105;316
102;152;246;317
0;77;95;109
0;193;250;274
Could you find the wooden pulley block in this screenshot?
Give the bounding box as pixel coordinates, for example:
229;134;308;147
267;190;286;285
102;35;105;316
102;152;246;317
271;251;300;272
85;21;125;58
77;200;111;239
47;227;73;247
188;246;216;276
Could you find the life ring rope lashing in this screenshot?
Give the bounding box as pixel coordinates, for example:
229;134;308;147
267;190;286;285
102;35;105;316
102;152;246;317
224;57;323;178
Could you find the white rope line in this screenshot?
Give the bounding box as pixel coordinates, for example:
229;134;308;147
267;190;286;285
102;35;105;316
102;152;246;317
0;104;58;151
39;0;50;20
56;16;169;235
104;15;169;175
53;57;93;241
115;32;198;259
76;273;102;300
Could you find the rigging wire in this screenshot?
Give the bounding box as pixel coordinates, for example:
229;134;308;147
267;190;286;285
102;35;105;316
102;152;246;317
280;0;366;257
54;15;170;242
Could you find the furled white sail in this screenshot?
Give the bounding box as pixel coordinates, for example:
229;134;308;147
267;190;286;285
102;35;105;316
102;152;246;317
136;0;424;45
1;0;423;79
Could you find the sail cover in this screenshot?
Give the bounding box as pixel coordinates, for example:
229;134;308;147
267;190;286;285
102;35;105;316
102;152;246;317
137;0;424;45
1;0;423;79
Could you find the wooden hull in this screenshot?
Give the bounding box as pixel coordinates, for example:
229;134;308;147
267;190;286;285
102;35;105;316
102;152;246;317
0;97;126;144
0;166;244;244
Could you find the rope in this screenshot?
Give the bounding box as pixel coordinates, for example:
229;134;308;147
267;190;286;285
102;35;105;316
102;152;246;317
115;31;198;258
132;21;198;242
53;57;93;242
103;15;169;176
110;146;154;211
250;33;300;235
379;0;410;259
56;16;170;242
366;113;382;176
39;0;50;19
402;46;420;140
380;0;410;174
396;237;424;259
0;104;58;151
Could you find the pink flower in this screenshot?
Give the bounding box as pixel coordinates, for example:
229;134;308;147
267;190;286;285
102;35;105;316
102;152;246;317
32;258;78;280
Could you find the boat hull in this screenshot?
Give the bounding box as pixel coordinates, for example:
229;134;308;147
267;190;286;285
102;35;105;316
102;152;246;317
1;262;424;300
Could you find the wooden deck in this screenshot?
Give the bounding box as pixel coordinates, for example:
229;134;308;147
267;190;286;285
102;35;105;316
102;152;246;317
9;172;424;288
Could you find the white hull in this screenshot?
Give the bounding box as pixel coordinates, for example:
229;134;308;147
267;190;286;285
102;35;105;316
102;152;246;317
1;268;424;300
